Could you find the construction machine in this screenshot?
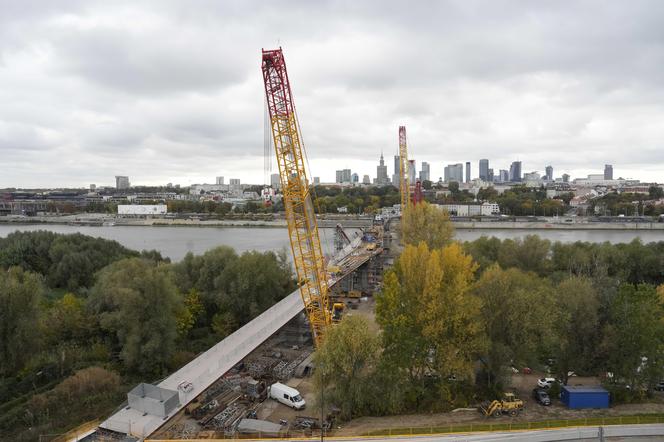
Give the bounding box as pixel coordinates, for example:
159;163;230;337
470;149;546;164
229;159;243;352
331;303;345;323
478;393;524;417
262;48;331;347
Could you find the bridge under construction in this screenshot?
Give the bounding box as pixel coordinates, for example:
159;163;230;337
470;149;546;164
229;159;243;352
87;229;386;441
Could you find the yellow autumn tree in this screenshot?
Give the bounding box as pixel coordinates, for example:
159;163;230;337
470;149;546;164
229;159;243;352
401;202;454;249
376;241;485;408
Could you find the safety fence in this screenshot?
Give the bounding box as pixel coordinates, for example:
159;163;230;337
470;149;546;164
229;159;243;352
361;413;664;437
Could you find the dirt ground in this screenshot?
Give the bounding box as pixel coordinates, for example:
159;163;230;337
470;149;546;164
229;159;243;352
334;374;664;436
257;376;319;425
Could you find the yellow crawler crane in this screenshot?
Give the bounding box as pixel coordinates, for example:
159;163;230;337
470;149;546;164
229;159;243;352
261;48;331;347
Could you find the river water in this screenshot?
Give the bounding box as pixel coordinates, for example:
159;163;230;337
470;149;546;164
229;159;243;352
0;224;662;262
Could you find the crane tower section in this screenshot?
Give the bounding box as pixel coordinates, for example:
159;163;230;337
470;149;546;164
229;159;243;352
261;48;331;347
398;126;410;211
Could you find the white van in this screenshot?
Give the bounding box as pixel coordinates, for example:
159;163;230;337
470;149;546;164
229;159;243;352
268;382;306;410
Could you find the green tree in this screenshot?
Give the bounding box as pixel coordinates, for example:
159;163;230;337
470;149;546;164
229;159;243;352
216;250;295;325
42;292;91;345
0;267;44;375
401;202;454;249
473;265;554;389
314;315;380;419
497;235;552;275
603;284;664;391
88;258;182;376
552;277;601;384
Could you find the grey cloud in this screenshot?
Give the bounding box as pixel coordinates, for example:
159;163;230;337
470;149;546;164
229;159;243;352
1;0;664;187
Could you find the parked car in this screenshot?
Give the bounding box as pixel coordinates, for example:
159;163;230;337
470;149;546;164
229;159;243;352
532;388;551;405
655;381;664;391
537;377;558;389
522;367;532;374
269;382;306;410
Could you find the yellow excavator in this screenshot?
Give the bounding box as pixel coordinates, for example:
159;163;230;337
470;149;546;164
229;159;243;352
479;393;524;417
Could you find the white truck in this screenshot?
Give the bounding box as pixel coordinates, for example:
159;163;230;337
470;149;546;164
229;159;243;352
268;382;306;410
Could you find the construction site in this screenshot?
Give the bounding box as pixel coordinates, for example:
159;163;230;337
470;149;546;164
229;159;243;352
73;47;414;442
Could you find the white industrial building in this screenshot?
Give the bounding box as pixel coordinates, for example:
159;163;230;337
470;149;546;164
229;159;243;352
437;202;500;216
117;204;167;216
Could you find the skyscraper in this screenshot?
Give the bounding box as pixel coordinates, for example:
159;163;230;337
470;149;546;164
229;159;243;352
509;161;522;182
408;160;416;184
562;173;570;183
351;173;359;183
270;173;280;190
488;168;494;182
377;153;389;185
545;166;553;181
465;162;471;183
115;176;130;189
499;170;509;182
419;162;430;181
342;169;352;183
392;155;400;187
216;176;224;185
444;163;463;183
362;174;371;184
479;159;489;181
604;164;613;180
335;170;343;183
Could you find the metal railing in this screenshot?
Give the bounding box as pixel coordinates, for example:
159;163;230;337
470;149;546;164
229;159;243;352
361;413;664;437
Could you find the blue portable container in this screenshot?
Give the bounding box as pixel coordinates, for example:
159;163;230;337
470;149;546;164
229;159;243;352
560;386;609;409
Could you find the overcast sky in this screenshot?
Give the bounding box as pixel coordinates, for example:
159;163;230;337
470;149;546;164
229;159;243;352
1;0;663;188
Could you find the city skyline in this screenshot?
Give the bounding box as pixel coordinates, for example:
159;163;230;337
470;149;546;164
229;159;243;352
1;2;663;187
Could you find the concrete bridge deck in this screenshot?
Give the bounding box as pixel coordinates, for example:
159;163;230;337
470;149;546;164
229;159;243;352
98;239;383;440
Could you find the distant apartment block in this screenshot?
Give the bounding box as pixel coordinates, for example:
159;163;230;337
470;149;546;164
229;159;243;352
604;164;613;180
216;176;225;185
115;176;130;189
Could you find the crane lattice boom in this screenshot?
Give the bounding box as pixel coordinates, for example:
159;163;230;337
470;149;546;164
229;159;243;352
261;48;331;347
398;126;410;211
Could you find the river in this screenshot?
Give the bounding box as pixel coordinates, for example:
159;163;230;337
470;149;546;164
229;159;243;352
0;224;662;261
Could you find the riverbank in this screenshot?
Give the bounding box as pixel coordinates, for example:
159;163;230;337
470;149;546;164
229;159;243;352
3;215;664;231
454;221;664;230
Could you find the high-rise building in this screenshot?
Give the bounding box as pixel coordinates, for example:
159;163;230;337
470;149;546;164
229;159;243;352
229;178;240;185
499;169;509;182
509;161;522;182
313;177;320;185
408;160;416;184
392;155;400;187
545;166;553;181
488;168;494;182
216;176;225;185
419;162;430;181
604;164;613;180
479;159;489;181
270;173;280;190
444;163;463;183
562;173;570;183
351;173;359;183
336;170;343;183
465;162;471;183
90;184;96;192
115;176;130;189
362;174;371;184
342;169;352;183
377;153;389;185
